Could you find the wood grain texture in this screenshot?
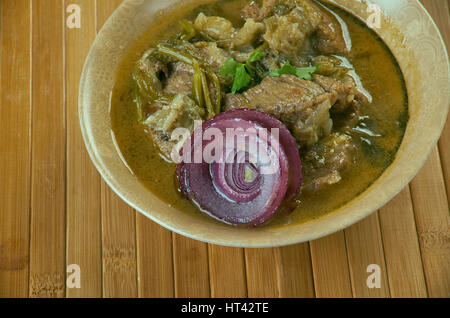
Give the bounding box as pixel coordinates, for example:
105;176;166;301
173;234;210;298
439;115;450;201
379;187;428;298
0;0;31;298
136;214;174;298
97;0;138;298
29;0;66;298
409;148;450;298
0;0;448;299
310;232;352;298
345;213;390;298
277;244;315;298
408;0;450;299
65;0;102;298
100;182;138;298
208;245;247;298
421;0;450;202
245;248;279;298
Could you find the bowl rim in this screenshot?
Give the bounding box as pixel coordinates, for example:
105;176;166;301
79;0;450;248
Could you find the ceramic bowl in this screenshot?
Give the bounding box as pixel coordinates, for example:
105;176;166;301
79;0;450;247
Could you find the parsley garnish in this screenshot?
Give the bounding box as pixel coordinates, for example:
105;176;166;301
270;61;320;81
219;51;266;94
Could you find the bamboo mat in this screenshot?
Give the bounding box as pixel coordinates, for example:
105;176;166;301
0;0;448;298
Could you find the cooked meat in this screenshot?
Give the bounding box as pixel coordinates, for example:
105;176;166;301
163;42;230;97
194;13;235;40
194;42;232;74
301;132;355;191
263;5;317;59
232;18;265;48
223;74;335;147
137;51;168;86
307;0;348;55
241;0;279;22
134;49;169;98
313;55;350;76
163;62;193;97
313;74;366;113
144;94;204;158
255;0;347;57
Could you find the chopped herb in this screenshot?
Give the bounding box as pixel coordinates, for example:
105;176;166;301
219;58;239;78
232;64;252;94
219;51;266;94
248;51;266;63
270;61;320;80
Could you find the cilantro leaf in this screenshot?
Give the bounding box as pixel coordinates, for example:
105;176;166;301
270;61;319;80
232;64;252;94
269;61;297;77
219;51;267;94
295;65;320;80
248;51;266;63
219;58;239;78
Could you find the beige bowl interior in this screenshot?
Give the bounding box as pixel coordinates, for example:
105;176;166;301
79;0;450;247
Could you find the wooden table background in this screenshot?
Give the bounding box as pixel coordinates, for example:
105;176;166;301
0;0;449;298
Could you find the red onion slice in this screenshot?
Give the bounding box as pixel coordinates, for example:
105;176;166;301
177;109;302;226
211;109;303;201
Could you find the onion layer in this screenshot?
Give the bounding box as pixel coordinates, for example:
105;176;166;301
177;109;302;226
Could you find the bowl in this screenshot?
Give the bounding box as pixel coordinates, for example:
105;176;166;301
79;0;450;247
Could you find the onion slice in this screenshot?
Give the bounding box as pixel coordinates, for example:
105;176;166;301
177;109;302;226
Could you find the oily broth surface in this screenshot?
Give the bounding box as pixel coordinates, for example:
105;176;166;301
110;0;408;226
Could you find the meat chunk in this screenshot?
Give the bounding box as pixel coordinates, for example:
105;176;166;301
260;0;348;57
194;13;235;41
263;5;317;59
241;0;279;22
301;132;355;191
233;18;265;48
223;74;336;147
163;62;193;97
306;0;348;55
194;42;232;74
137;51;168;88
144;94;205;158
163;43;230;97
313;74;366;113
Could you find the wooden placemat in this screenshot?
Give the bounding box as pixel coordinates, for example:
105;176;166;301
0;0;448;298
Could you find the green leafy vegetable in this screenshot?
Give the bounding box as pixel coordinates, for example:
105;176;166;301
219;51;266;94
179;19;196;41
219;59;239;78
270;61;319;81
248;51;266;63
232;64;252;94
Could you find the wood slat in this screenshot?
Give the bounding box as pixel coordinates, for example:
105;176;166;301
420;0;450;202
173;234;210;298
379;187;428;298
0;0;32;298
245;248;279;298
100;182;137;298
29;0;66;298
310;232;352;298
439;117;450;201
65;0;102;298
136;214;174;298
409;147;450;298
208;245;247;298
96;0;138;298
277;244;315;298
344;213;390;298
